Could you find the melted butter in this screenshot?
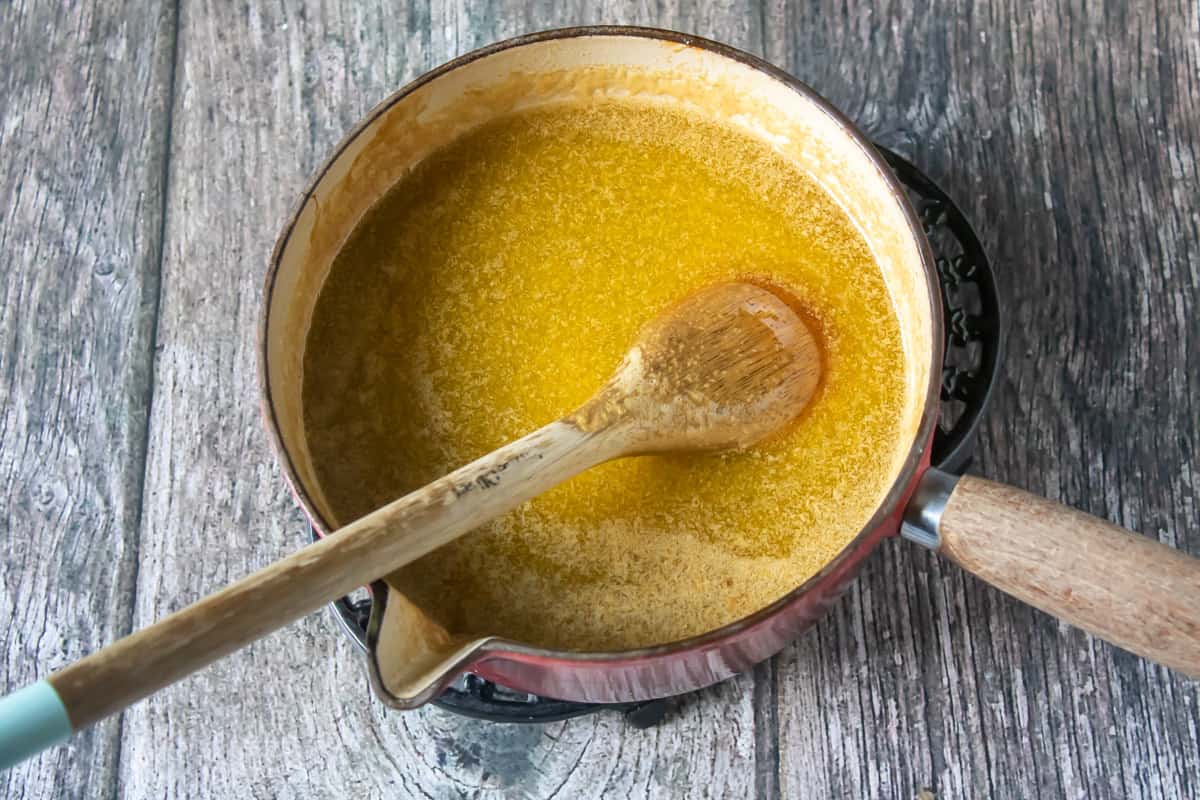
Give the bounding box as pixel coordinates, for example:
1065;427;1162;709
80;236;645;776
303;101;908;651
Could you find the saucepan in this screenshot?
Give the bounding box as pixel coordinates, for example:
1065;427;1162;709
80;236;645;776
261;26;1200;708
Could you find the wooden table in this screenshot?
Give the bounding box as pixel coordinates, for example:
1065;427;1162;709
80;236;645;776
3;1;1198;797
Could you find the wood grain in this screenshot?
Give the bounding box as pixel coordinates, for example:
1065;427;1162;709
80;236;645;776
939;475;1200;677
117;2;763;798
768;1;1200;798
47;277;816;728
2;0;1199;797
0;2;175;798
51;422;608;726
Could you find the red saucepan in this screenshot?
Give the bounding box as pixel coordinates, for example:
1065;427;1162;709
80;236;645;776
261;26;1200;707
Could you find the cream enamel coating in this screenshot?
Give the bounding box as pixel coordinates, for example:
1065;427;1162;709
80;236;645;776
264;33;937;533
262;28;944;705
266;31;1200;703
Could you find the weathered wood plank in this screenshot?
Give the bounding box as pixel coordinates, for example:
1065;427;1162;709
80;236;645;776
0;1;176;798
119;2;765;798
767;0;1200;797
8;0;1196;796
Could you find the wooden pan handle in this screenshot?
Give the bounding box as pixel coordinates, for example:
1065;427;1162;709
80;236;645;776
934;474;1200;676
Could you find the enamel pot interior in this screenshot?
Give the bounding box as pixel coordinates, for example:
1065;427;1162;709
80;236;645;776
262;28;942;706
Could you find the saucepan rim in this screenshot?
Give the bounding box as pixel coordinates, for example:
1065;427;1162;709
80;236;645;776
259;24;944;672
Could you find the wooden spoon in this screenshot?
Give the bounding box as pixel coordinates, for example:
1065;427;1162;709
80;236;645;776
0;280;821;767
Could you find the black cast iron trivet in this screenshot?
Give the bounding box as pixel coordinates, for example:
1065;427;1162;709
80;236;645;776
310;146;1004;726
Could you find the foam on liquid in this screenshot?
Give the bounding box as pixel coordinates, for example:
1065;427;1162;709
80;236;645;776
303;101;908;651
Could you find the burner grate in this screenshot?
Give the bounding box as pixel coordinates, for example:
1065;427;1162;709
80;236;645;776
312;146;1004;725
876;147;1004;474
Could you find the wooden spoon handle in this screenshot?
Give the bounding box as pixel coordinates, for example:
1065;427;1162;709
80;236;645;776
41;420;609;732
937;475;1200;676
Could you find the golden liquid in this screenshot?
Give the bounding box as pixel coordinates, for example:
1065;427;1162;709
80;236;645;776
303;102;907;651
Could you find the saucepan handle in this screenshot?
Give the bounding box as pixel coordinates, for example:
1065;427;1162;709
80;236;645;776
903;468;1200;677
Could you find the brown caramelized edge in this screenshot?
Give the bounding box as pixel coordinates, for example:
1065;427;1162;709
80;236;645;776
258;25;944;662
